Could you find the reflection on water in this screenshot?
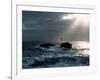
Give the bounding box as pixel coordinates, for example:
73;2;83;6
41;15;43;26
71;41;89;55
71;41;89;49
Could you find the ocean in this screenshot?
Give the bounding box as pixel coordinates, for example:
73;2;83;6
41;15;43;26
22;41;89;69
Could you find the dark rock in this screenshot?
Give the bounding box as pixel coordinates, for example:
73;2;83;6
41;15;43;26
40;43;55;48
60;42;72;48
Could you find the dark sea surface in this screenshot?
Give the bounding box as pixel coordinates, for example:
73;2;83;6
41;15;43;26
22;41;89;69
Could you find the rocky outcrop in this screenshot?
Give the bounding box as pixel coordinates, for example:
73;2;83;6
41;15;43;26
60;42;72;49
40;43;55;48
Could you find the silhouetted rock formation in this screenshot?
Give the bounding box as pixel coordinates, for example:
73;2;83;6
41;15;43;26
60;42;72;49
40;43;55;48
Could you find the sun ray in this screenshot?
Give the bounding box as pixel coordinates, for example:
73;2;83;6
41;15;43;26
62;14;90;29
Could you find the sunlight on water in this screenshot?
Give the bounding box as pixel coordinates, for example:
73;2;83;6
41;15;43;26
71;41;89;49
71;41;89;55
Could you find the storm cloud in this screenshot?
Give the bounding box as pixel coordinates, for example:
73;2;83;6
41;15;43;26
22;11;89;42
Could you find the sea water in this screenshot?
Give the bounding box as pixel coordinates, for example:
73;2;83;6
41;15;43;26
22;41;89;69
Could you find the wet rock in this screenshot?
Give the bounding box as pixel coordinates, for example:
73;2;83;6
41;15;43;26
60;42;72;49
40;43;55;48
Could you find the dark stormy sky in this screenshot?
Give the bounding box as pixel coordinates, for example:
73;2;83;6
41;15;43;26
22;11;89;42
